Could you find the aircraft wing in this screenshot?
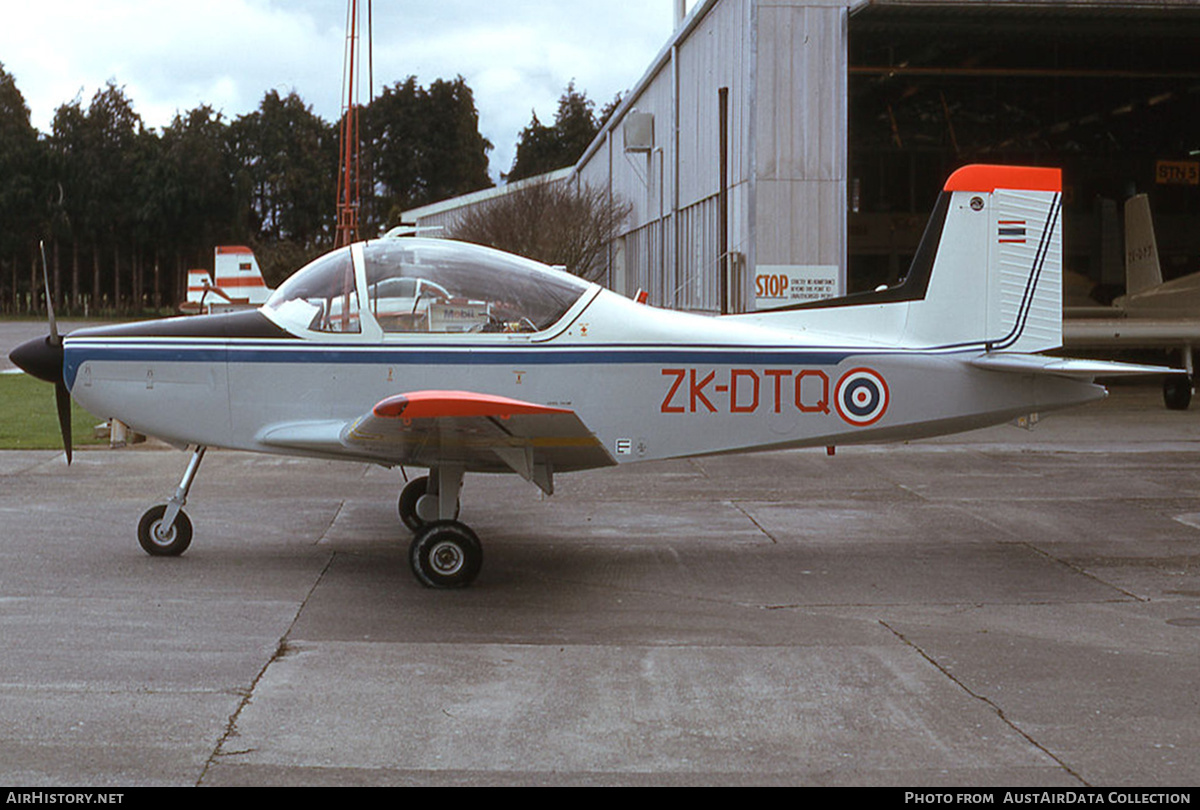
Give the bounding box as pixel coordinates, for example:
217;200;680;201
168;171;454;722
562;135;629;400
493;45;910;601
259;390;615;494
1063;317;1200;349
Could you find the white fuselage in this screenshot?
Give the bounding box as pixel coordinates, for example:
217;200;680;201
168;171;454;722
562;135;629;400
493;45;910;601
63;287;1104;470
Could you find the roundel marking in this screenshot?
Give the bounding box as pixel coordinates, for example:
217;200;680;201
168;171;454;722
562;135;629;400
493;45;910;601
834;368;889;427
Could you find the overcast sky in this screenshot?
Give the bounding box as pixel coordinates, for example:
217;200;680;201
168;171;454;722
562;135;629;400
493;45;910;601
0;0;694;180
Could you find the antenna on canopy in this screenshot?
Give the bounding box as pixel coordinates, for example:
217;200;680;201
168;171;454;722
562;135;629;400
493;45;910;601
383;225;444;239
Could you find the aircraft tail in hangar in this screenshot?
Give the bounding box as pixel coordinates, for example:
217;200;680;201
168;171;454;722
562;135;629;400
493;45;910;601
1122;193;1163;297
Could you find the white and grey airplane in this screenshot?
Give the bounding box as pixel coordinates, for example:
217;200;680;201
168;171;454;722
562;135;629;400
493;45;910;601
10;164;1168;588
1064;193;1199;409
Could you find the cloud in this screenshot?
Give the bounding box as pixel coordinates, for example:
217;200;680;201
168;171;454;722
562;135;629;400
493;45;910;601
0;0;688;179
1;1;326;124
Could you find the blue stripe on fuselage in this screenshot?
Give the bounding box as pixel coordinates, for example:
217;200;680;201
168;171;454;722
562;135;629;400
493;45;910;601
62;339;860;390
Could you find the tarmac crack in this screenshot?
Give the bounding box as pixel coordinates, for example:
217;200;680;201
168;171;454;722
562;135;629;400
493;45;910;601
1018;540;1149;602
316;499;347;545
731;501;780;544
879;619;1092;786
195;550;337;786
942;502;1149;602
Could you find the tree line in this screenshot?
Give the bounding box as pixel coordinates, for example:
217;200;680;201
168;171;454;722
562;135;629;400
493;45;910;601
0;65;499;315
0;61;617;317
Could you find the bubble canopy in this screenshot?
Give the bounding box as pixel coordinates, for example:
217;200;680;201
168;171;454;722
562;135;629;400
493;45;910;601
264;238;592;336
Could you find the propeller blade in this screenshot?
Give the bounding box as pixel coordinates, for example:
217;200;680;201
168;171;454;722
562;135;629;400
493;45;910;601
39;241;59;346
55;382;73;465
31;240;71;463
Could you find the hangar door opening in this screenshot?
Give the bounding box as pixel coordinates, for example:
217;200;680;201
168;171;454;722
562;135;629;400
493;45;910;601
846;1;1200;305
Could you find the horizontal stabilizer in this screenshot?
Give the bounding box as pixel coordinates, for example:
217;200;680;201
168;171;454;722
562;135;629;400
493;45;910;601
971;353;1175;378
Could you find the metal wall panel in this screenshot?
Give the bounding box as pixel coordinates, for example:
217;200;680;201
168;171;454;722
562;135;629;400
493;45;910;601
752;1;849;280
675;0;752;208
409;0;852;315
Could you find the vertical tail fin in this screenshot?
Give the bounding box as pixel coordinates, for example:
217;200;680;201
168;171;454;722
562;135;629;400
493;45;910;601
900;165;1063;353
1123;193;1162;296
213;246;271;306
734;164;1063;354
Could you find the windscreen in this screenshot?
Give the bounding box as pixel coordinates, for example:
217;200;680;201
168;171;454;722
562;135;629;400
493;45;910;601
264;248;360;333
361;238;590;334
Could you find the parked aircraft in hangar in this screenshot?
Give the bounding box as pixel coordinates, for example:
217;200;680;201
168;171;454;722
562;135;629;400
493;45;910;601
1064;193;1200;409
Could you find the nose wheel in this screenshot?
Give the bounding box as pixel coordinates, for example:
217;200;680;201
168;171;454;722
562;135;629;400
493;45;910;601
137;504;193;556
137;446;205;558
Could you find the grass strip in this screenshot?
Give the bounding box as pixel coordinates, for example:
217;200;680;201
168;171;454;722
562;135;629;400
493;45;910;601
0;372;109;450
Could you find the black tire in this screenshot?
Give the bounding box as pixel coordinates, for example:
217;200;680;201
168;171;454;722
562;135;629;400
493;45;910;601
398;476;429;531
398;475;461;531
409;521;483;589
137;504;193;557
1163;375;1193;411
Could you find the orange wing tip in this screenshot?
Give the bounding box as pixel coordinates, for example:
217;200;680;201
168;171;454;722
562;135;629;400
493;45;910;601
943;165;1061;194
374;391;573;420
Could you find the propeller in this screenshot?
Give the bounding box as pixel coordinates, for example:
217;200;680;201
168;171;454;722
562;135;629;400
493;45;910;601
8;242;72;463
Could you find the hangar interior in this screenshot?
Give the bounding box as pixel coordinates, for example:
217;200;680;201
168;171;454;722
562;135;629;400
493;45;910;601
847;1;1200;302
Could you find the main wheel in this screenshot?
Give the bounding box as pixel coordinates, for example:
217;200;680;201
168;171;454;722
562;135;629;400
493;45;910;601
398;475;461;531
1164;375;1193;410
137;504;193;557
409;521;483;589
398;476;429;531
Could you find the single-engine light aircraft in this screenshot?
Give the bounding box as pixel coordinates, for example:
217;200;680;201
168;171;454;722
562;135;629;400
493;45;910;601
10;165;1171;588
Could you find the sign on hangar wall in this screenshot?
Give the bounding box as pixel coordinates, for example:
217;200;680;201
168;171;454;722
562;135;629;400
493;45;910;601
754;265;842;310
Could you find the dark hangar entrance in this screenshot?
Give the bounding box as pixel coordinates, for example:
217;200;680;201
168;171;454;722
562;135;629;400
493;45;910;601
846;0;1200;303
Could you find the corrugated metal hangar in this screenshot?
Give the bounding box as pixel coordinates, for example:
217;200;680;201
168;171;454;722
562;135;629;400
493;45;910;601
404;0;1200;315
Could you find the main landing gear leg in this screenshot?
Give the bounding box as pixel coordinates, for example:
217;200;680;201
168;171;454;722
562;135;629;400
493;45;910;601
137;446;206;557
405;465;482;589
